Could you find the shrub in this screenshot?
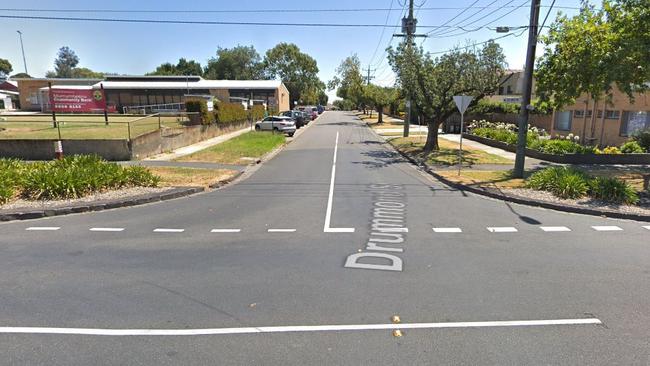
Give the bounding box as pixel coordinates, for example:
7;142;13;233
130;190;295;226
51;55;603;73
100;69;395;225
600;146;622;154
632;129;650;152
214;102;248;124
620;140;645;153
589;177;639;204
526;166;590;199
467;99;520;115
185;99;214;125
532;139;589;155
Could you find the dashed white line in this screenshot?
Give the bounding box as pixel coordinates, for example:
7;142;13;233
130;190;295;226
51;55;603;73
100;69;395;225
267;229;297;233
433;227;462;233
540;226;571;232
25;227;60;231
153;228;185;233
210;229;241;233
0;318;601;336
487;227;518;233
591;226;623;232
90;228;125;232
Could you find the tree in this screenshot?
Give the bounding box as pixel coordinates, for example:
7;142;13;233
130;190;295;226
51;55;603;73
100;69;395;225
318;90;329;106
148;58;203;76
71;67;104;78
263;43;323;107
364;84;397;123
0;58;12;79
204;45;266;80
53;46;79;78
388;41;506;153
10;72;31;78
328;55;365;109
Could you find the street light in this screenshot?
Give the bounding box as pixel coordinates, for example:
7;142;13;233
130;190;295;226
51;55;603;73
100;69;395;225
16;30;28;74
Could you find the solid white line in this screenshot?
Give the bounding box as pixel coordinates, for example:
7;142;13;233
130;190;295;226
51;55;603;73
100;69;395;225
487;227;518;233
591;226;623;232
153;228;185;233
210;229;241;233
0;318;601;336
267;229;296;233
89;228;125;232
433;227;462;233
539;226;571;232
323;131;355;233
25;227;60;231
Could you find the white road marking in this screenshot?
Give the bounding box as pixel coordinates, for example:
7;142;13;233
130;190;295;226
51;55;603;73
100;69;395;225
591;226;623;232
25;227;60;231
89;228;125;232
323;131;355;233
0;318;601;336
267;229;296;233
487;227;518;233
153;228;185;233
642;226;650;231
433;227;462;233
210;229;241;233
539;226;571;232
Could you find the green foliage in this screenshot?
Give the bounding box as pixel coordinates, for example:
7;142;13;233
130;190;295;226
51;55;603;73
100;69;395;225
333;99;355;110
0;58;12;77
51;46;79;78
0;159;26;204
264;43;324;107
185;99;214;125
148;58;202;76
632;129;650;152
531;139;592;154
468;99;519;115
204;45;266;80
526;166;590;199
213;102;248;124
589;177;639;204
619;141;645;153
472;127;519;145
329;55;365;108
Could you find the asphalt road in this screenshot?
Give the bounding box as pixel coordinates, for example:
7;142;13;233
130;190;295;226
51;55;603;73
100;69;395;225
0;111;648;365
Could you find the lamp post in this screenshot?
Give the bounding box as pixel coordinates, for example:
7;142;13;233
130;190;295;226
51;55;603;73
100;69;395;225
16;31;28;74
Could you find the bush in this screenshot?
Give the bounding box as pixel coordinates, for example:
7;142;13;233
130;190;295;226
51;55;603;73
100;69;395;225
185;99;214;125
589;177;639;204
467;99;520;115
526;166;590;199
600;146;622;154
532;139;590;155
620;140;645;153
632;129;650;152
214;102;248;124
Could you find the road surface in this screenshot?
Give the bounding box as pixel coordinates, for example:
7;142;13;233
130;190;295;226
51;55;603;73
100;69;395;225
1;111;648;365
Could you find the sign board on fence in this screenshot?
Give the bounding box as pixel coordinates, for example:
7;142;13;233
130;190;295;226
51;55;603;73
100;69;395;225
453;95;473;114
50;88;115;113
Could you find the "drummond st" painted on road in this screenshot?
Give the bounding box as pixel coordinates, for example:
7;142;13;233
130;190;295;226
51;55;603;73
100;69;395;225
345;184;406;272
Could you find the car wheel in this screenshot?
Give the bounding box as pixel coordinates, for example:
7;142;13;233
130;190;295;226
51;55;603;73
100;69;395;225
288;133;294;137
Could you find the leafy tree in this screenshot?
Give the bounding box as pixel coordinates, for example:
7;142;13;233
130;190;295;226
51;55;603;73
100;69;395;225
204;45;266;80
263;43;323;107
52;46;79;78
333;99;355;110
328;55;365;109
388;41;506;153
364;84;397;123
0;58;12;78
71;67;104;78
148;58;203;76
318;90;329;106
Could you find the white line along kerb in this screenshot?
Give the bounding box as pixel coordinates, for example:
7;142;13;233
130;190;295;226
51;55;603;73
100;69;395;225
0;318;601;336
323;131;355;233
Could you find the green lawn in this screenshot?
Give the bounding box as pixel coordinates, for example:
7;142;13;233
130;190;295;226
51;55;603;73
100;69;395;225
390;136;513;166
0;114;186;139
177;131;286;164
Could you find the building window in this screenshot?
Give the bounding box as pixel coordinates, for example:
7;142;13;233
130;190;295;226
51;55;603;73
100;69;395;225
506;85;512;94
586;110;593;118
555;111;572;131
620;111;650;136
574;110;585;118
605;110;620;119
596;110;603;118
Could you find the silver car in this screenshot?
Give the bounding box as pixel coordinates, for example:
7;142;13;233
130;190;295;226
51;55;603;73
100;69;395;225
255;116;296;136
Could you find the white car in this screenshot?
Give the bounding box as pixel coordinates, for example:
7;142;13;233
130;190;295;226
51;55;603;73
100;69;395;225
255;116;296;136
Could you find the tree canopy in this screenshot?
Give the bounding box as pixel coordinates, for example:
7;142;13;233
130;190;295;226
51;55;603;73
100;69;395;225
148;58;203;76
328;55;365;108
204;45;266;80
364;84;398;123
0;58;12;79
45;46;104;78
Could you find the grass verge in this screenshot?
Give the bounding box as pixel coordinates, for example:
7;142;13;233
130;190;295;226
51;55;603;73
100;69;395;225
436;170;526;189
177;131;285;164
390;136;512;166
147;167;239;188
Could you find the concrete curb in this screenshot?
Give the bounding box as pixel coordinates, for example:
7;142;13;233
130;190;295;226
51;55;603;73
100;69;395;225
0;186;204;222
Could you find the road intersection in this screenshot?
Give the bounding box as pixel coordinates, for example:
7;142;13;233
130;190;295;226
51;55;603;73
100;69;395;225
1;111;648;365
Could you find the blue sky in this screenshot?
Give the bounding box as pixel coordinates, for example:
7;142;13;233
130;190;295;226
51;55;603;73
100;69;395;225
1;0;584;101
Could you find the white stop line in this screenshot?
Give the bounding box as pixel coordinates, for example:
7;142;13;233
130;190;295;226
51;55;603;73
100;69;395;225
0;318;601;336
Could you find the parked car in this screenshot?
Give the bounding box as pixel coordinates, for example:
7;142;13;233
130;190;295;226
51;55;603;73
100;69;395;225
280;110;305;128
317;105;324;114
309;107;318;120
255;116;296;136
300;110;311;124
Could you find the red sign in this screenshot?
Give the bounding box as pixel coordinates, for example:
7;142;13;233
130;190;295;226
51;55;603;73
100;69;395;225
49;88;115;112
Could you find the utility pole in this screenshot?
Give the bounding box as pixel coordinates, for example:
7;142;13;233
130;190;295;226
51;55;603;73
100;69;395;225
16;30;28;74
513;0;541;178
365;65;375;85
393;0;425;137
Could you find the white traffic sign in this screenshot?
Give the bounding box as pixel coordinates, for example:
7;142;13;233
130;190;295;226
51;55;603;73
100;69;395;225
453;95;473;114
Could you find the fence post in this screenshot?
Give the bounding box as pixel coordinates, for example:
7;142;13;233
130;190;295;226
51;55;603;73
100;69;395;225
158;114;161;129
127;122;131;141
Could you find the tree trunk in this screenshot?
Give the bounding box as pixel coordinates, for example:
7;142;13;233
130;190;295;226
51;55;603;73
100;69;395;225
378;109;383;123
423;121;440;154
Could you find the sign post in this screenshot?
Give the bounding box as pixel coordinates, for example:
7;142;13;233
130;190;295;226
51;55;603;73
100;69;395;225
453;95;473;176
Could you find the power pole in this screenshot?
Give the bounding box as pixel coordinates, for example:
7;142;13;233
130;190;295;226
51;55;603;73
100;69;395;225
393;0;425;137
365;65;375;86
513;0;541;178
17;30;28;74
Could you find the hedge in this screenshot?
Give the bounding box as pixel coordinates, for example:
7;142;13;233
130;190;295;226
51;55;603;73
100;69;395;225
185;99;214;125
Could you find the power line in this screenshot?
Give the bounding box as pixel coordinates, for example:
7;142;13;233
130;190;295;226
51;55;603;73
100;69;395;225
537;0;557;36
368;0;396;67
426;0;500;37
0;14;532;29
428;28;527;55
370;3;409;68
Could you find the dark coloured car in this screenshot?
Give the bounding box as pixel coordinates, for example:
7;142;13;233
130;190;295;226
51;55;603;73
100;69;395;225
280;110;306;128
